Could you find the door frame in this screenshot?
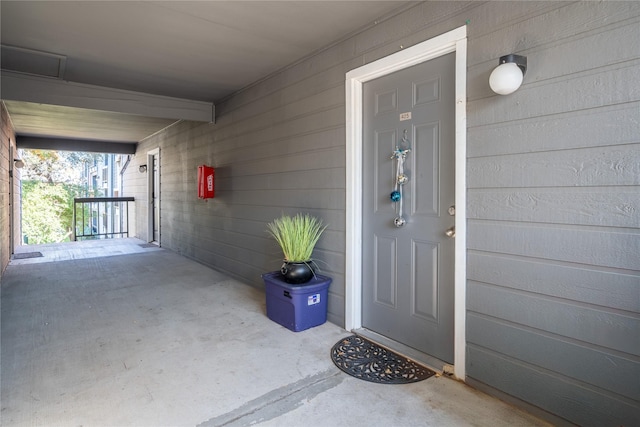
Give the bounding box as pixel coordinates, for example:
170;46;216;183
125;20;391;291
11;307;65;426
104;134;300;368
9;143;15;254
345;26;467;379
147;148;160;244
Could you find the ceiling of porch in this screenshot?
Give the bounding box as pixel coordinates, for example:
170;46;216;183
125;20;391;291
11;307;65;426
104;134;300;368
1;1;414;150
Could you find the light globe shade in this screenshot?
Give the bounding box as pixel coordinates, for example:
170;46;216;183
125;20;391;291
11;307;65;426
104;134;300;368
489;62;524;95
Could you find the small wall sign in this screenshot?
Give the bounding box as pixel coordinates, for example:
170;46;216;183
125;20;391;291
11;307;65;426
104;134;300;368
308;293;321;305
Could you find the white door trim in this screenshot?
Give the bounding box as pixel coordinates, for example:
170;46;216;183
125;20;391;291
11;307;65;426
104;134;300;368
9;143;15;253
147;148;160;244
345;26;467;379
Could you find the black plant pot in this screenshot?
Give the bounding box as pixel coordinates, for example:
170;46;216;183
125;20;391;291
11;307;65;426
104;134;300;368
280;261;316;284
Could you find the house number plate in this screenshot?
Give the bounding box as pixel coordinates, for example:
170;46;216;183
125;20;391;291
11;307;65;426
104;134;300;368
399;112;412;121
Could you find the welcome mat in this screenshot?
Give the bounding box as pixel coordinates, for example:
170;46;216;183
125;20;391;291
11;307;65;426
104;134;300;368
330;335;436;384
139;243;158;248
13;252;43;259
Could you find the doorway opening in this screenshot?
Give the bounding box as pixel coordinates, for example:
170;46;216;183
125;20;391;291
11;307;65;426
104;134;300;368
147;148;160;245
344;26;467;379
18;149;130;245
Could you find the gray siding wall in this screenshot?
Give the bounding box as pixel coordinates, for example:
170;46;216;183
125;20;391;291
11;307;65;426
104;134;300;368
464;2;639;426
127;2;639;425
1;102;11;274
0;102;18;275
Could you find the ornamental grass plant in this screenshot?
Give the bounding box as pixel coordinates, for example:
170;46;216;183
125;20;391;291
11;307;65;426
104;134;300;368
267;213;326;263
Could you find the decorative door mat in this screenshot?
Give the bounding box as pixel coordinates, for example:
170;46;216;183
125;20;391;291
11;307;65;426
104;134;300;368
330;335;436;384
13;252;43;259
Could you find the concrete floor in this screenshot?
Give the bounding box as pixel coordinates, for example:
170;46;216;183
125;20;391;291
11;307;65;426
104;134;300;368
1;239;551;427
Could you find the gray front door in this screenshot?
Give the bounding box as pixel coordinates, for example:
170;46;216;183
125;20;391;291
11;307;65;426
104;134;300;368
152;153;160;243
362;52;456;363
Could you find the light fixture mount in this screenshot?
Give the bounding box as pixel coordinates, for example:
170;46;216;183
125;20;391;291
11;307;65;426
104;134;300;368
498;54;527;76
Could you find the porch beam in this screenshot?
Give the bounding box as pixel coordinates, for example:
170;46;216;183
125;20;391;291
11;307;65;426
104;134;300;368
17;135;136;154
1;71;215;123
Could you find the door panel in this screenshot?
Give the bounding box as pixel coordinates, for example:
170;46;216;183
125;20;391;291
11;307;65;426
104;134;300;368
413;123;439;216
412;239;438;321
373;129;397;214
362;52;455;363
374;235;397;307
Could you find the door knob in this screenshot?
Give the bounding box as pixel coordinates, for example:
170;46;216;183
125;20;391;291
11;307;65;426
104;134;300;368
445;226;455;238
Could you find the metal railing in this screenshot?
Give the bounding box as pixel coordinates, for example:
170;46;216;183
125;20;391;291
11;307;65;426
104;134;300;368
73;197;134;241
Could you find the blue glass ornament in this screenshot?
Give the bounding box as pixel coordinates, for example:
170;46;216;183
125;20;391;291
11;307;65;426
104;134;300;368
390;191;401;202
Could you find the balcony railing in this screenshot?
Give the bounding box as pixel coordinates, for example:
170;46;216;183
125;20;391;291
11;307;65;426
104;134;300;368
73;197;134;241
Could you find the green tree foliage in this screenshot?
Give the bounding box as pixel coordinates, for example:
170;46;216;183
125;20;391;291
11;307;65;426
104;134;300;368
21;149;103;244
21;150;101;185
22;181;84;244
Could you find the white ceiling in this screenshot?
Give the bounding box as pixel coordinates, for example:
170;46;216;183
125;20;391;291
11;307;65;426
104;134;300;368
1;1;414;147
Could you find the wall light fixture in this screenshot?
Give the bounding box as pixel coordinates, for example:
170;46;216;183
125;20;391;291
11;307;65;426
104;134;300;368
139;164;148;173
14;159;25;169
489;54;527;95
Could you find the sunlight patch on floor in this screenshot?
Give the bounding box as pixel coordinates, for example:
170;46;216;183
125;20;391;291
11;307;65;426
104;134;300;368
10;238;160;265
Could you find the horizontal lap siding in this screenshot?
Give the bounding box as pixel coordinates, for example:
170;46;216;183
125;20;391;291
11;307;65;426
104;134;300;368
135;103;348;323
125;2;639;425
468;281;638;356
467;313;639;401
469;222;638;270
468;188;639;227
465;1;640;426
467;345;639;426
468;144;639;187
0;103;15;274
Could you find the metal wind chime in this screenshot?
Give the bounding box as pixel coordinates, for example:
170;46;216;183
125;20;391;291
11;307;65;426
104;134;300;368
390;129;411;228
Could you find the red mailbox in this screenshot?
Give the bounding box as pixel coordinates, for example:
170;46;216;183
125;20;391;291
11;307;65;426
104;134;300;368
198;165;215;199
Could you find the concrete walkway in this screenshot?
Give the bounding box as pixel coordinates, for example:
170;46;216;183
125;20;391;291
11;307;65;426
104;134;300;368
1;239;551;426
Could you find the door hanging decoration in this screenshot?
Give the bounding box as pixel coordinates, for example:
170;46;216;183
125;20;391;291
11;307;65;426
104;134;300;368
390;129;411;227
